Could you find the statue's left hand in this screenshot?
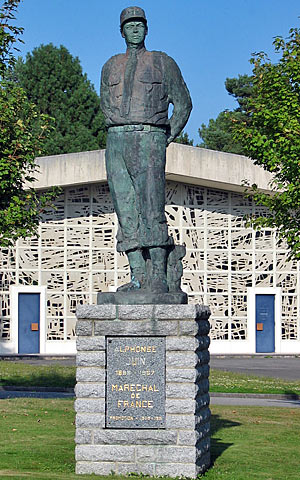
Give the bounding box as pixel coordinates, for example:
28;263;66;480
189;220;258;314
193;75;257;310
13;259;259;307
166;135;174;146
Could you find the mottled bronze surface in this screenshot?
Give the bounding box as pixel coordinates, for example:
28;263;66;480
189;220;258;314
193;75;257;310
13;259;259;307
97;291;188;305
101;48;191;129
99;7;192;302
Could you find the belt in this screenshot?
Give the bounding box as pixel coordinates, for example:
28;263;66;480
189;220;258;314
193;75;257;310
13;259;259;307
108;124;166;133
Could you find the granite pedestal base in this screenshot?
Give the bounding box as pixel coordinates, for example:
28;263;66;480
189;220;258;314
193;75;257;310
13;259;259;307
75;304;211;478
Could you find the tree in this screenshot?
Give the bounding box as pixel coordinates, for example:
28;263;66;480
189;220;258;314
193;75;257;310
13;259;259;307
225;74;253;111
13;44;106;155
0;0;57;246
233;28;300;260
198;74;253;154
173;130;193;146
0;0;23;77
198;111;244;154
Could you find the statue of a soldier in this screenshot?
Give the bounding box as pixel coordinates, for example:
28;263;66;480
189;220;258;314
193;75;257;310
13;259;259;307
100;6;192;296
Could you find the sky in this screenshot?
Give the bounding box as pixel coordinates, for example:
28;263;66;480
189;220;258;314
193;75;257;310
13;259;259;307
14;0;300;143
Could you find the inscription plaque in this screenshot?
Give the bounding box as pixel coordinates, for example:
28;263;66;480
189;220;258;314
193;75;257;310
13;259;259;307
106;336;165;428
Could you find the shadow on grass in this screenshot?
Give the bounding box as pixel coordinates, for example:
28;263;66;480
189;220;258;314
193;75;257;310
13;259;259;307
0;367;76;389
210;413;240;466
281;389;300;407
283;389;300;400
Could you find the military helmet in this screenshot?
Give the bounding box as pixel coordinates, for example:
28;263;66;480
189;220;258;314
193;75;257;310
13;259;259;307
120;6;147;30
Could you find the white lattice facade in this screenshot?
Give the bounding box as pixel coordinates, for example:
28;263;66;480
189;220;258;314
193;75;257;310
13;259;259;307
0;145;299;354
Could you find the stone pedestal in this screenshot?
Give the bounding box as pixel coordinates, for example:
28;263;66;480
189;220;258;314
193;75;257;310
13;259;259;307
75;304;211;478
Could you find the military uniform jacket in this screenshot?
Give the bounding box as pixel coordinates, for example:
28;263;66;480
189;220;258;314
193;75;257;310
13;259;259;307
100;47;192;128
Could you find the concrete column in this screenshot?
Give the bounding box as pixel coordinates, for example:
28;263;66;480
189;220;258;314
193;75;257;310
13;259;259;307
75;304;211;478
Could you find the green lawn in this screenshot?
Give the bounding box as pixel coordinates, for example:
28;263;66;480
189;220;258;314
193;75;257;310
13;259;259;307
0;361;299;396
0;361;76;388
210;368;300;396
0;398;299;479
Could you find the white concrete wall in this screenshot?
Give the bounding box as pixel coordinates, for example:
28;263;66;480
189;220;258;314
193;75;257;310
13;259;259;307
32;143;274;194
3;144;297;356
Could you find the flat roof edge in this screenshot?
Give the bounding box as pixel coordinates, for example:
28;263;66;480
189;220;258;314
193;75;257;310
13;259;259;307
30;144;273;193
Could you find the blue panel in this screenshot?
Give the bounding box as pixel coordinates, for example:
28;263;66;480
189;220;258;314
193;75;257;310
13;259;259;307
18;293;40;354
256;294;275;353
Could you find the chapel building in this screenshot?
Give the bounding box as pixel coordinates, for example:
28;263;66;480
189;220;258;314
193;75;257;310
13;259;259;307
0;143;298;355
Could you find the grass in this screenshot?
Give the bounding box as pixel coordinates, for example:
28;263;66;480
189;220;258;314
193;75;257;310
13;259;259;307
210;368;300;396
0;361;76;388
206;405;300;480
0;398;299;479
1;361;300;396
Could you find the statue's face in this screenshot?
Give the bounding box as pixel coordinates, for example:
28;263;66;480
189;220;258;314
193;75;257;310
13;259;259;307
122;21;147;46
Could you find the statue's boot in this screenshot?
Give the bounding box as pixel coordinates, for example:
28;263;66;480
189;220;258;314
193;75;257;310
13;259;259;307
149;246;168;293
117;248;146;292
117;273;145;291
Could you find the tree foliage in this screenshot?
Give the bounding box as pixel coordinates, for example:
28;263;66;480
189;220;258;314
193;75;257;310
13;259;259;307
198;110;244;154
0;0;23;77
13;44;106;155
198;74;253;154
225;74;253;111
0;0;57;246
233;28;300;260
173;130;193;146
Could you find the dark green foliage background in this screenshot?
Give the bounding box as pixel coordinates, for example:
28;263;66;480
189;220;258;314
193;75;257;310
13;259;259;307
198;74;253;154
13;43;107;155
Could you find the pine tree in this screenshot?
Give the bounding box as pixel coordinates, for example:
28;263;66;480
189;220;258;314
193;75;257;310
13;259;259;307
173;130;193;146
198;75;253;154
14;44;106;155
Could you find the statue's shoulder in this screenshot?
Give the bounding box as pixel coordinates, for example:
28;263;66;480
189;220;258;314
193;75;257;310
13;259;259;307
148;50;177;66
102;53;125;71
148;50;169;60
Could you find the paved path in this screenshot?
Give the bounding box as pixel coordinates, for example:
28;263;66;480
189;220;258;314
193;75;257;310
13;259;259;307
3;355;300;380
1;355;299;407
210;394;300;408
0;388;299;408
0;389;74;399
210;356;300;380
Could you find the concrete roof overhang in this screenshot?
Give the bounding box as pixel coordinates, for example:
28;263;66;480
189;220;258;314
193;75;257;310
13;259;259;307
33;143;273;194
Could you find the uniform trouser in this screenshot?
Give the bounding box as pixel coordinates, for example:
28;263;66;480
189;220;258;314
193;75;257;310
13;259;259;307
105;127;170;253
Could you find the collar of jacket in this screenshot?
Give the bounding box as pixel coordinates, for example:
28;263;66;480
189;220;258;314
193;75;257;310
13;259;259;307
125;45;146;58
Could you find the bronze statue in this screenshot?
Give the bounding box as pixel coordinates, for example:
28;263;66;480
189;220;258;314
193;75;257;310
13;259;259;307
100;6;192;298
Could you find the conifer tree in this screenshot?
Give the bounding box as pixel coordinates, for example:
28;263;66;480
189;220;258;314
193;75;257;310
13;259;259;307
14;43;106;155
198;74;253;154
